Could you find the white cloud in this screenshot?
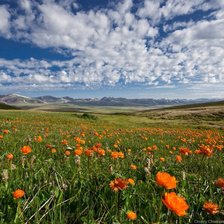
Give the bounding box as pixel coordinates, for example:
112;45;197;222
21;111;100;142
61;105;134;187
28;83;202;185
160;0;206;20
0;0;223;97
0;6;10;35
118;0;133;14
137;0;207;24
137;0;162;23
167;19;224;43
0;71;12;82
20;0;32;12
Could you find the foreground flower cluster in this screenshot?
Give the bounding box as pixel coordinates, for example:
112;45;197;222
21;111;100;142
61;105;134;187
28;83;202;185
0;111;223;223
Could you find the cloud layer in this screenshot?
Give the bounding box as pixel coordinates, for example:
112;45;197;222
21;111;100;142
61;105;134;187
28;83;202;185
0;0;223;96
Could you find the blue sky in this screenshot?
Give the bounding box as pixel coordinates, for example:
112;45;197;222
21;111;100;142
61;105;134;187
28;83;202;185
0;0;224;99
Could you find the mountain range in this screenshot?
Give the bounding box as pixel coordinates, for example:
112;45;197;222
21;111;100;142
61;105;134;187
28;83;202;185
0;94;223;108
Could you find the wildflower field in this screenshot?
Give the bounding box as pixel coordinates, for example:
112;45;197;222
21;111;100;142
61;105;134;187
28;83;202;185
0;110;223;223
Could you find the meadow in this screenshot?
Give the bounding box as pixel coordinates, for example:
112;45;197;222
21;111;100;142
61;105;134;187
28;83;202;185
0;109;223;223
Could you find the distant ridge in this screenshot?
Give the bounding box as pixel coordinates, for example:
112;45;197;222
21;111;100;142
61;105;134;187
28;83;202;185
0;94;223;107
0;94;43;105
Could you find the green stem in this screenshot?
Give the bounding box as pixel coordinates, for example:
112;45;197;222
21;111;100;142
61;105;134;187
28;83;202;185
14;201;23;223
168;214;173;224
117;191;121;223
157;189;165;222
87;157;91;179
179;216;182;224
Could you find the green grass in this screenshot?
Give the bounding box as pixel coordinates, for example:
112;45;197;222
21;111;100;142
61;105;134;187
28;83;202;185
0;110;224;223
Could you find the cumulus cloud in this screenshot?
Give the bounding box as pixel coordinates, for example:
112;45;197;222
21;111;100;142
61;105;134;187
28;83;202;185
20;0;32;12
0;6;10;35
137;0;208;24
0;0;223;96
167;19;224;43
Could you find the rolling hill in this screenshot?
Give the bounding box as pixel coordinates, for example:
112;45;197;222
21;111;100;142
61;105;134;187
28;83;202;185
134;100;224;129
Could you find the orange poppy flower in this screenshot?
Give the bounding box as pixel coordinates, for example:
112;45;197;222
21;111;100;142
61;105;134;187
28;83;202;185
201;146;213;157
61;139;68;145
109;178;129;192
198;145;213;157
85;149;94;157
3;129;9;134
203;202;219;215
179;147;192;156
118;152;124;158
130;164;137;170
21;146;32;155
160;157;165;162
176;155;182;162
194;149;201;154
111;151;124;159
111;152;118;159
216;145;223;151
37;136;42;142
94;132;99;136
95;142;102;148
97;149;105;156
64;150;71;156
80;140;85;145
74;137;85;145
126;211;137;220
74;137;81;143
6;153;14;160
156;172;177;189
51;148;57;153
214;178;224;188
0;135;3;140
46;144;52;149
162;192;189;216
153;145;157;150
128;178;135;186
13;189;25;199
74;149;83;156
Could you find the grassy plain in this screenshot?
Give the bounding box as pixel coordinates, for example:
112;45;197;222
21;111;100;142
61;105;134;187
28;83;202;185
0;105;223;223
